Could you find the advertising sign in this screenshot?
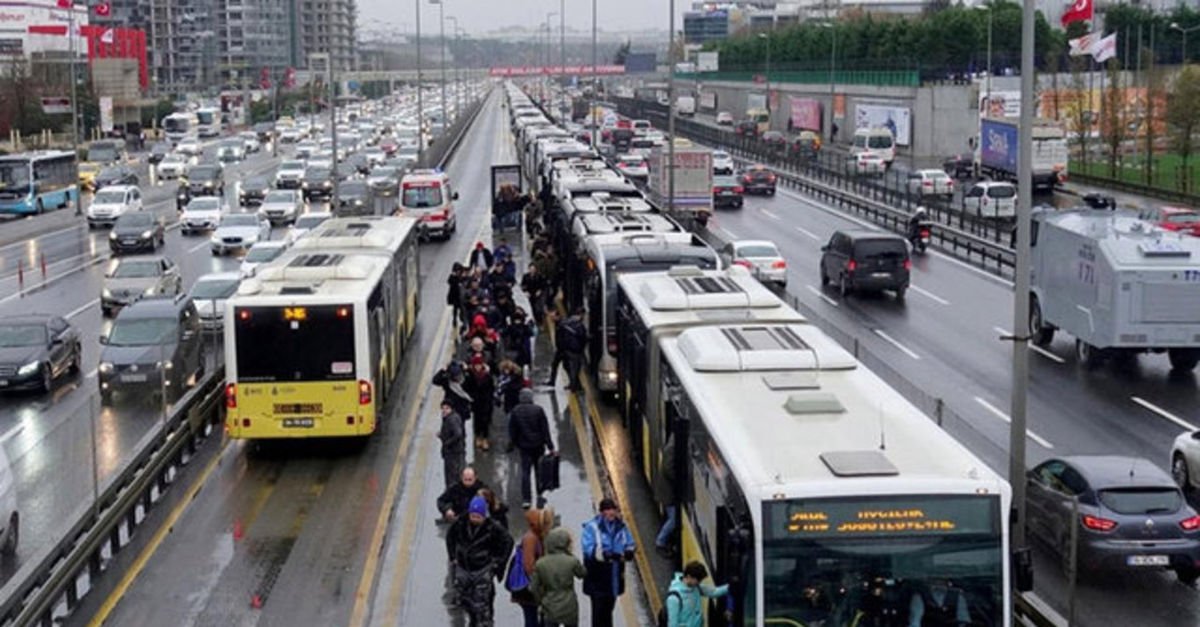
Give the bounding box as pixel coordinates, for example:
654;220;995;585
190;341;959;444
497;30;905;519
978;90;1023;118
624;52;656;73
99;96;113;133
833;94;846;121
696;51;718;72
487;65;625;77
699;91;717;111
789;98;821;132
746;92;766;112
980;119;1018;174
854;103;912;146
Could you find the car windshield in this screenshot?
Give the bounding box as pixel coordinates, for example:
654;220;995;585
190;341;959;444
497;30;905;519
111;260;161;278
245;245;284;262
116;213;153;227
341;183;368;196
0;324;47;347
245;176;269;189
191;278;239;299
306;168;331;178
1165;213;1200;225
151;143;171;154
620;157;644;165
714;152;729;160
93;190;126;204
856;240;907;259
107;317;176;347
1099;488;1182;515
371;167;398;178
402;185;443;208
162;155;185;164
187;198;220;211
190;166;219;179
281;161;305;171
868;135;893;149
987;186;1016;199
738;245;779;257
264;191;294;203
222;215;260;227
98;167;124;179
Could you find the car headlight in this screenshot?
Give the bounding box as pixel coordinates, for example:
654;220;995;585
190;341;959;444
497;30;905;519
323;181;332;187
144;287;156;295
302;182;309;188
156;360;173;370
354;199;363;206
204;181;214;188
109;231;117;240
98;362;114;374
17;360;39;376
102;288;112;298
140;230;152;239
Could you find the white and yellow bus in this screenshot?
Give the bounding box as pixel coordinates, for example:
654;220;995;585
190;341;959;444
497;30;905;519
224;217;419;438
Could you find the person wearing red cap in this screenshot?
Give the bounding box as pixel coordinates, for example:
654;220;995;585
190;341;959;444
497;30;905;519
469;241;493;270
464;355;495;450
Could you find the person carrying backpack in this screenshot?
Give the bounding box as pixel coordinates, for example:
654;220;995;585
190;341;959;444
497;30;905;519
509;507;556;627
662;561;729;627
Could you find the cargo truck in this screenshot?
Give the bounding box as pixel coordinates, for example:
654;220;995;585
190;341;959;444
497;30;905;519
976;117;1067;191
647;139;713;228
1028;207;1200;372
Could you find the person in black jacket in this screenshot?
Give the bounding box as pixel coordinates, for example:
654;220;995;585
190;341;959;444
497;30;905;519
446;496;514;627
464;355;496;451
548;309;587;391
447;263;466;331
507;388;555;509
438;400;467;490
433;361;474;421
437;467;488;523
469;242;494;271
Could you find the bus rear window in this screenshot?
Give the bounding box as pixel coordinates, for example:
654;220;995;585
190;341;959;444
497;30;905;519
234;305;355;381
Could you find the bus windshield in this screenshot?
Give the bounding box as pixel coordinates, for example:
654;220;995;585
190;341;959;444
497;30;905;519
234;305;356;382
196;110;216;125
0;162;31;192
164;117;189;133
760;495;1003;627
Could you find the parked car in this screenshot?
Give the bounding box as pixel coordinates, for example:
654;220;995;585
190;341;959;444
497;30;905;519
943;153;975;179
820;230;910;299
712;150;735;176
210;213;271;255
101;255;181;317
740;165;777;196
86;185;142;229
94;165;139;189
906;169;955;198
185;164;225;197
259;189;304;225
1027;455;1200;583
962;181;1017;220
147;141;172;165
712;175;744;209
98;296;204;405
715;111;734;125
719;240;787;288
239;241;289;278
180;196;226;235
108;211;165;254
0;314;81;392
301;166;335;200
157;153;189;179
189;272;241;331
239;175;271;207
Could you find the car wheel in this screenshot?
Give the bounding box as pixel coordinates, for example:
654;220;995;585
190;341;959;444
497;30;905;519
1169;348;1200;372
1173;454;1191;491
35;200;44;215
1177;566;1200;586
839;275;851;298
2;512;17;556
40;363;52;392
820;268;829;286
895;287;907;301
1029;296;1055;347
70;345;82;375
767;188;775;196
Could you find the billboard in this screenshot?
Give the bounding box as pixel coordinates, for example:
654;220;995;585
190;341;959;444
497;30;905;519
487;65;625;77
699;91;717;111
979;90;1022;118
854;103;912;146
4;1;88;56
98;96;113;133
789;98;821;132
833;94;846;121
624;52;656;74
697;51;718;72
747;92;766;112
979;119;1018;174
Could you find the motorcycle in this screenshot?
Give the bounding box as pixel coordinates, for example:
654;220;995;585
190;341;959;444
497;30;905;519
909;222;932;255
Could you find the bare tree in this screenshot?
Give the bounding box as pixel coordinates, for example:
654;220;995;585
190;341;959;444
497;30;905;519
1101;59;1126;177
1067;56;1091;170
1165;65;1200;192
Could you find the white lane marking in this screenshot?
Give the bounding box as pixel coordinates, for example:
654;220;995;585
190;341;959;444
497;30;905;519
85;368;97;379
910;284;950;305
805;284;839;307
992;326;1066;363
873;329;921;360
1131;396;1199;432
65;298;99;319
795;226;820;240
931;248;1015;288
0;424;24;444
761;208;781;221
717;226;741;240
188;240;211;254
973;396;1056;449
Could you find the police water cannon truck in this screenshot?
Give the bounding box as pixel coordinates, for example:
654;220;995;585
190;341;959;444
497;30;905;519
1028;207;1200;371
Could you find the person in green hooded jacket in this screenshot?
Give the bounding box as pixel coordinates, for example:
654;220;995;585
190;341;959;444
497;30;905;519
665;561;730;627
531;527;586;627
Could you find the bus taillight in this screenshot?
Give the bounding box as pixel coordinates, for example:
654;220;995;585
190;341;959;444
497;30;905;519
225;383;237;408
358;380;371;405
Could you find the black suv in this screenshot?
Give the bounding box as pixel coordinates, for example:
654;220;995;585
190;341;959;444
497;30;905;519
109;211;165;254
0;314;81;392
98;297;204;405
820;230;910;299
186;164;225;197
302;166;334;200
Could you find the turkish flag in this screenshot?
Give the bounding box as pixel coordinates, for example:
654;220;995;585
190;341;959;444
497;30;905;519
94;2;111;17
1061;0;1092;27
56;0;72;8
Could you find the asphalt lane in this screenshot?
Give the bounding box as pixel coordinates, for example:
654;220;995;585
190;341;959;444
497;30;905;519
707;184;1200;625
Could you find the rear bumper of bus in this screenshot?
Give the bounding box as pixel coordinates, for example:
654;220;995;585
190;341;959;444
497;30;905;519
224;381;377;439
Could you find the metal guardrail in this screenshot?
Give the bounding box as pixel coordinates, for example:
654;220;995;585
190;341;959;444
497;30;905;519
1068;170;1200;207
0;368;226;627
420;92;490;171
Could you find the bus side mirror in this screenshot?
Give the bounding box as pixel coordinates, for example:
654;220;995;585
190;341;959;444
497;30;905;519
1013;546;1034;592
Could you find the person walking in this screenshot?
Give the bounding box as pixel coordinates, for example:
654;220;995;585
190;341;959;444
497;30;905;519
548;309;586;391
507;388;555;509
654;432;680;558
511;507;556;627
437;467;489;523
581;498;636;627
478;487;510;531
433;361;473;422
464;355;496;451
446;496;514;627
532;527;586;627
664;561;730;627
496;359;525;415
438;399;467;490
520;263;549;327
448;263;467;331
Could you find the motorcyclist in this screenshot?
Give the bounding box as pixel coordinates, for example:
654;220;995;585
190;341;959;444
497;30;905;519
907;207;929;242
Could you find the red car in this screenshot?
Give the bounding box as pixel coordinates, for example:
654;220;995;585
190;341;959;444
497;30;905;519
1156;206;1200;237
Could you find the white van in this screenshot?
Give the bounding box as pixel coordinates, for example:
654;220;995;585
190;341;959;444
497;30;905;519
0;446;17;554
851;127;896;166
400;168;458;240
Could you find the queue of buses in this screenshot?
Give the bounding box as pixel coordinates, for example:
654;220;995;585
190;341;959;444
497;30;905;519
505;82;1025;626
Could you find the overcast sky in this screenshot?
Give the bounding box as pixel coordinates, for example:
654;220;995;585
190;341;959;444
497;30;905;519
358;0;682;36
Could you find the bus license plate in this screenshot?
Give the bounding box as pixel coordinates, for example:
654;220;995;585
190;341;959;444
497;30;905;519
1127;555;1169;566
122;374;148;383
282;418;315;428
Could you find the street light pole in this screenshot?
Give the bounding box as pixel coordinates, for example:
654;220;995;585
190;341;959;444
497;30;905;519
758;32;771;121
977;4;993;105
68;2;80;214
560;0;566;120
1171;22;1200;63
446;16;459;120
436;0;446;137
415;0;424;160
668;0;675;223
546;12;557;110
590;0;597;148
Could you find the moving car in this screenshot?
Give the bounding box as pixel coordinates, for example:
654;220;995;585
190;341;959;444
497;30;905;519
906;169;955;198
99;296;204;405
0;314;81;392
962;181;1017;220
87;185;142;229
1027;456;1200;583
210;213;271;255
157;153;189;179
718;240;787;288
258;189;304;225
94;165;139;189
185;164;225;197
367;166;401;196
1153;206;1200;237
189;272;240;330
712;150;735;175
239;241;288;277
735;119;758;137
401;168;457;240
301;165;334;200
615;154;649;185
101;255;181;317
180;196;226;235
740;165;777;195
108;211;165;254
760;130;787;150
217;143;244;164
238;131;260;153
335;181;372;217
239;175;271;207
712;175;744;209
286;211;332;243
275;160;306;189
715;111;733;125
176;138;203;157
147;141;172;165
848;152;887;176
789;130;822;160
820;230;910;299
943;153;974;179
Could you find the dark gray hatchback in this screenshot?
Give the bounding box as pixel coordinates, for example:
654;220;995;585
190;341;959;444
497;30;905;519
819;230;910;299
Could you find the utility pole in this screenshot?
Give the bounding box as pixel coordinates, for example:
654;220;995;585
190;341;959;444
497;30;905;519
432;0;446;139
590;0;597;148
560;0;566;120
416;0;424;160
668;0;676;223
68;1;80;215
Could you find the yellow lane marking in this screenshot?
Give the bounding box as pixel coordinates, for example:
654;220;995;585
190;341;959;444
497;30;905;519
88;437;232;627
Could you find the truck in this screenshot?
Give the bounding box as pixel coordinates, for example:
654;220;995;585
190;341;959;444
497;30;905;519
976;117;1067;191
1028;207;1200;372
674;96;696;117
646;139;713;228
